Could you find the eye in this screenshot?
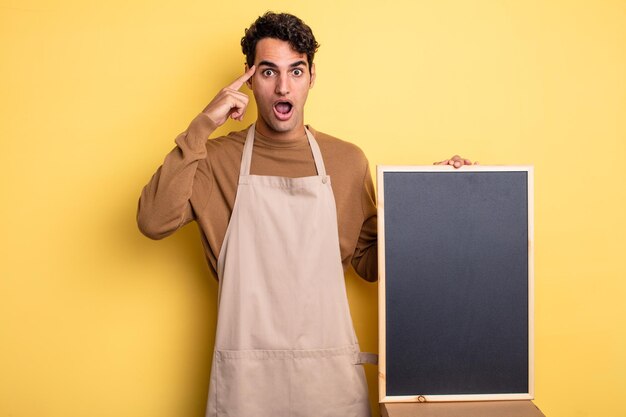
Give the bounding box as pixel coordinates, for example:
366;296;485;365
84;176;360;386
292;68;304;77
262;69;275;77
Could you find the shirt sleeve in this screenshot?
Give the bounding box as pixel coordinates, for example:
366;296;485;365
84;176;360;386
351;161;378;282
136;113;217;239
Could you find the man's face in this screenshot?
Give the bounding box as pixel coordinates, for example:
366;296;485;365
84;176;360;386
247;38;315;140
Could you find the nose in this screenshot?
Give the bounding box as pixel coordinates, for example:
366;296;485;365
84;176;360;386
274;74;289;96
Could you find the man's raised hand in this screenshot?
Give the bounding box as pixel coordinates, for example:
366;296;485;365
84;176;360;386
434;155;478;169
202;66;256;126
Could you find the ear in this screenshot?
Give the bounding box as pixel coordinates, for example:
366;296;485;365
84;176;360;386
309;63;316;89
245;64;253;89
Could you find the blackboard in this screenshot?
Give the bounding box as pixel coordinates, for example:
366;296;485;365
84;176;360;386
377;166;534;402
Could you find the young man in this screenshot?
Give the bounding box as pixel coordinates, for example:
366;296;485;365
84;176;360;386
138;12;472;417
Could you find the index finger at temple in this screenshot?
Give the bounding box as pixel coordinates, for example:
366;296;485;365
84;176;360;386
228;65;256;90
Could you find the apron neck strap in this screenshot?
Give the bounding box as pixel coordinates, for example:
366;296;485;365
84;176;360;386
240;124;327;177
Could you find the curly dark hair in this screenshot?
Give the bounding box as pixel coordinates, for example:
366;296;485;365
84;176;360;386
241;12;320;70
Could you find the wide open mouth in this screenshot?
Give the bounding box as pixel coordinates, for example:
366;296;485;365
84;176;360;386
273;100;293;120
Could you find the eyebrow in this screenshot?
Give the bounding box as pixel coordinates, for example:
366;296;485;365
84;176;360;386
258;60;308;68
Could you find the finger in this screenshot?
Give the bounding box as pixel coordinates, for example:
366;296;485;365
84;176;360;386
227;65;256;91
228;96;250;120
230;107;246;121
229;105;246;121
220;88;250;102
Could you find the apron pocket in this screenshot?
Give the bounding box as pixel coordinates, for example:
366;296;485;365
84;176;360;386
215;349;290;417
215;347;370;417
290;346;370;417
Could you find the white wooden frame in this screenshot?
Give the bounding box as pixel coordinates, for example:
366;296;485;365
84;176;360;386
377;165;535;403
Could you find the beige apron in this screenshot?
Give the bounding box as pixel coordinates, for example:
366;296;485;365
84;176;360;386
205;125;373;417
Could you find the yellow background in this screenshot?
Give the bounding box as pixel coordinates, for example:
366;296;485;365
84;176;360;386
1;1;625;416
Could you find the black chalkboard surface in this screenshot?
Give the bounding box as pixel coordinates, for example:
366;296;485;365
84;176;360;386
377;166;534;402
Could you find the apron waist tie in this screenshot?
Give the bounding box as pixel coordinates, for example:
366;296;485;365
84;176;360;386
356;352;379;365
